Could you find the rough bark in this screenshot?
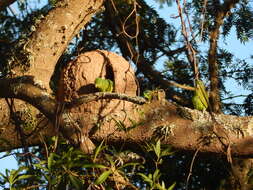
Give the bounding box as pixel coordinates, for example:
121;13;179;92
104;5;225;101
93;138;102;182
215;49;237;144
0;0;251;158
25;0;104;91
1;1;251;189
208;0;240;113
0;76;56;150
0;0;104;152
1;76;253;159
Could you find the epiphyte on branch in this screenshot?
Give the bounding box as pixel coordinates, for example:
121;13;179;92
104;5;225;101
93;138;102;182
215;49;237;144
143;89;166;102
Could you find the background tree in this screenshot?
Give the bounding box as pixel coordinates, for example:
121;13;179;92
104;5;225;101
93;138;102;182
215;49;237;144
0;0;253;189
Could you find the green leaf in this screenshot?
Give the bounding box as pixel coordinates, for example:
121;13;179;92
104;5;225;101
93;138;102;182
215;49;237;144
127;118;142;131
34;161;48;172
9;170;16;183
160;147;173;157
137;173;153;185
0;172;8;182
154;183;166;190
153;169;160;181
9;166;28;184
94;140;105;161
168;182;176;190
48;153;57;170
5;169;10;180
154;140;161;158
119;162;140;169
105;154;114;166
83;163;107;169
112;118;127;132
94;170;112;185
15;174;33;182
69;175;83;189
161;181;166;189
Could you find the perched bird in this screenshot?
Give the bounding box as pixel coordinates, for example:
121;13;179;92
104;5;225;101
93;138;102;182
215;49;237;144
95;77;114;92
192;79;209;111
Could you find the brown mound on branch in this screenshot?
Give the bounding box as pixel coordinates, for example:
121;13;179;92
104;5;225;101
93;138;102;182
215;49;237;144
57;50;138;136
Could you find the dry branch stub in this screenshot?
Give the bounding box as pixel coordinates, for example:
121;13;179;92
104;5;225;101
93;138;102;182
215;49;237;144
57;50;138;140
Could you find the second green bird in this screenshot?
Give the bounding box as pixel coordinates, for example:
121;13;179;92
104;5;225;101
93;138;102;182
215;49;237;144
192;79;209;111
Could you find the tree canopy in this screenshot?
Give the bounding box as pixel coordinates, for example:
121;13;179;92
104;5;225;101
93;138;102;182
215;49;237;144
0;0;253;189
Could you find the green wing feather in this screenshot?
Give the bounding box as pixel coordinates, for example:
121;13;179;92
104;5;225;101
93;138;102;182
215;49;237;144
192;79;209;111
95;78;114;92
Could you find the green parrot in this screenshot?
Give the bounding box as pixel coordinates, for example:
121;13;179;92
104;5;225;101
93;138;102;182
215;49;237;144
95;77;114;92
192;79;209;111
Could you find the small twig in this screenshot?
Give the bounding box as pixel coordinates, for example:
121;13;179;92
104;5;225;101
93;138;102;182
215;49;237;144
186;146;201;190
66;92;147;108
7;6;17;17
176;0;198;79
23;184;45;190
16;152;41;162
53;102;65;152
199;0;208;42
221;94;248;101
122;1;140;39
107;0;141;96
167;80;195;91
183;0;195;41
110;0;118;14
0;153;16;160
39;133;49;160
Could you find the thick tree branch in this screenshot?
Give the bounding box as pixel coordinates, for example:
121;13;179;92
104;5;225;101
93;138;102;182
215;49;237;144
89;99;253;158
176;0;198;78
24;0;104;90
2;0;253;161
157;46;186;58
1;77;253;157
208;0;239;113
0;0;16;11
0;76;56;151
67;92;146;108
0;76;55;119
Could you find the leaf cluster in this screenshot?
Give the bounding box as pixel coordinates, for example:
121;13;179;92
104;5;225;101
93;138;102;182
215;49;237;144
0;138;177;190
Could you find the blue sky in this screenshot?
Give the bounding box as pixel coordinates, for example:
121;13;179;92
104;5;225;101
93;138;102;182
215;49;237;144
0;153;17;174
146;0;252;104
147;0;252;59
0;0;252;175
